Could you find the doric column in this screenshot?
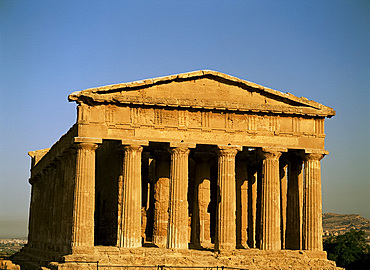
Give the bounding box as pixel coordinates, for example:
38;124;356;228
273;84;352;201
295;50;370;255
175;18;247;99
42;169;52;249
302;153;324;251
71;142;99;248
39;169;48;248
258;148;282;250
167;146;190;249
28;176;41;248
47;166;56;249
51;160;61;251
63;147;77;253
118;145;143;248
236;160;249;248
152;150;170;247
56;157;65;251
286;155;303;250
215;146;239;251
33;178;42;248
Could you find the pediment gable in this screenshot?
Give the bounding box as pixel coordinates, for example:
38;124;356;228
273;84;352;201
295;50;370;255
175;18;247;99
69;70;335;117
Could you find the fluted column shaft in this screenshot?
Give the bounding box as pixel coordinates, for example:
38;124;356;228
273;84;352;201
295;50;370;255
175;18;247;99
28;177;41;247
57;158;66;250
34;181;42;247
52;161;61;250
167;147;190;249
72;142;98;247
303;153;324;251
215;146;239;251
46;166;55;248
40;173;47;248
259;149;282;250
64;148;77;253
118;145;143;248
236;161;249;248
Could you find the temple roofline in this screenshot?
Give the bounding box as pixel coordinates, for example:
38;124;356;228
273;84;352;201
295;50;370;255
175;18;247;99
68;70;335;118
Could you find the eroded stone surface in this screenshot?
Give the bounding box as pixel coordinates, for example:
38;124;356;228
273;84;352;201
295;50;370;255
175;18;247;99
14;248;343;270
0;259;20;270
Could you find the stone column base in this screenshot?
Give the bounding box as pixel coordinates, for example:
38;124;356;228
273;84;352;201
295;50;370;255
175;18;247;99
13;247;343;270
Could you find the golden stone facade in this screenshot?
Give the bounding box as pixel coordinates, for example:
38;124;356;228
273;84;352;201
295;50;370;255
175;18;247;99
16;71;340;269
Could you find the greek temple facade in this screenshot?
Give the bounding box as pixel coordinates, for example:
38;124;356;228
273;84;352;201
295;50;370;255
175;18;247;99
19;70;337;268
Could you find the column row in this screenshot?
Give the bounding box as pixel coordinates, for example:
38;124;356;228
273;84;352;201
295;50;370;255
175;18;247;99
28;147;78;253
70;142;324;252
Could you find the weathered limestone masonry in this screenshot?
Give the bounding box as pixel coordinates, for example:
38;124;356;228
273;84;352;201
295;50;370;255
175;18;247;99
15;70;341;269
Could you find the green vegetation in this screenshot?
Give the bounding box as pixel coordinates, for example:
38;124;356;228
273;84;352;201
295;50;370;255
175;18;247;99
0;240;25;258
0;249;17;258
324;229;370;270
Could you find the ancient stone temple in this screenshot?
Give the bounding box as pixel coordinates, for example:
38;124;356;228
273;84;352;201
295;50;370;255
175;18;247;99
15;70;341;269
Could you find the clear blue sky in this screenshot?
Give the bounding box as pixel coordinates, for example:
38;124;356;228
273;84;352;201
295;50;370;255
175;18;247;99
1;0;369;238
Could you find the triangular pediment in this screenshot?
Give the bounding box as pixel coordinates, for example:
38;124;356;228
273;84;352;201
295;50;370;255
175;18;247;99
69;70;335;117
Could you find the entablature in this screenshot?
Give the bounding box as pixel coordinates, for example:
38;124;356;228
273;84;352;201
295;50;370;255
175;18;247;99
76;103;327;142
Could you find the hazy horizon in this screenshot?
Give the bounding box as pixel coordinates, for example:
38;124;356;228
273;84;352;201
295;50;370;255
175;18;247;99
0;219;28;239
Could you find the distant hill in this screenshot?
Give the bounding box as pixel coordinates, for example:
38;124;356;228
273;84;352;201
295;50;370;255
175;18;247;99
322;213;370;243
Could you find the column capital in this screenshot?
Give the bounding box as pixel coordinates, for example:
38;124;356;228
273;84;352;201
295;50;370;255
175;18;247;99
216;145;240;157
75;142;99;151
258;148;283;160
29;175;41;185
302;153;324;161
168;146;190;155
122;144;143;153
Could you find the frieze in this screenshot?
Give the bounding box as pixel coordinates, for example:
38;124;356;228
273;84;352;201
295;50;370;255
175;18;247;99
80;104;325;139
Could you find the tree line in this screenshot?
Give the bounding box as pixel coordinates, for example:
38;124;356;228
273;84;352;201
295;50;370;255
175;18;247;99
324;229;370;269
